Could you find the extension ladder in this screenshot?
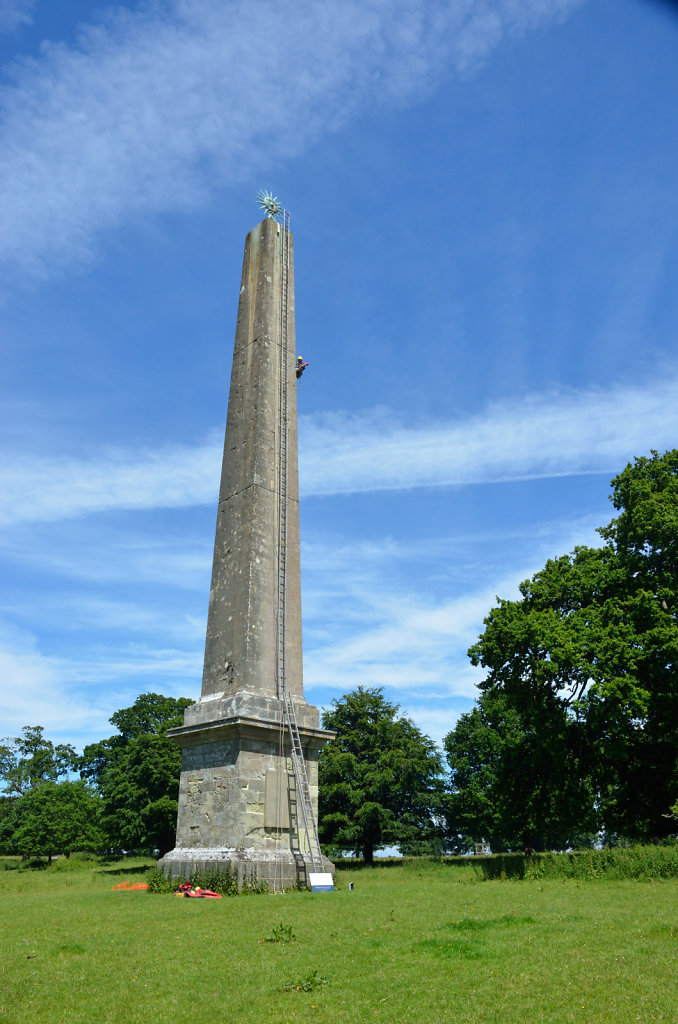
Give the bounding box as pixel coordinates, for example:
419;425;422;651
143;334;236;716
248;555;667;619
276;210;322;875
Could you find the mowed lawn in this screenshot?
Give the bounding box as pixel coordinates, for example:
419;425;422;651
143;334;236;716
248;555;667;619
1;858;677;1024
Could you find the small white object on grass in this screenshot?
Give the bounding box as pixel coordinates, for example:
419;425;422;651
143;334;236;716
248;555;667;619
309;872;334;892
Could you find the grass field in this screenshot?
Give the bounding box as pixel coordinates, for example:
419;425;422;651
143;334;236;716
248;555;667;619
1;856;677;1023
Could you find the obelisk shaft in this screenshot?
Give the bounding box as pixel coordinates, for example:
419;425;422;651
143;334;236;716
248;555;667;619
201;216;303;699
159;213;334;888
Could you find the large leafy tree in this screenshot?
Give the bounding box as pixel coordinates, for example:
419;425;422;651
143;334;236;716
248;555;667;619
448;450;678;847
0;726;77;796
79;692;193;856
318;687;446;864
592;450;678;838
0;726;81;858
6;781;104;863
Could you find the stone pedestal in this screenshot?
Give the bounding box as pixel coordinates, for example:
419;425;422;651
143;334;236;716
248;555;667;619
159;692;334;888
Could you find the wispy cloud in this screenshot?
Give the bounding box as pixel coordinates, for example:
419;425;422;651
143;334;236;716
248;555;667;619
0;374;674;524
0;621;111;746
0;0;585;278
8;592;205;640
0;500;603;748
301;511;603;576
303;563;507;744
0;435;220;525
0;617;200;747
304;588;492;697
302;510;606;743
0;0;34;33
0;516;213;587
300;377;678;495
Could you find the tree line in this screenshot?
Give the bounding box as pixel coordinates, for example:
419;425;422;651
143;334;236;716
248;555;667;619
0;695;192;862
2;449;677;862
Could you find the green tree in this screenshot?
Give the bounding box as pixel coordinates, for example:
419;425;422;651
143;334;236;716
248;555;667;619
0;796;18;854
8;781;104;863
96;733;186;856
80;693;193;787
318;687;445;864
0;726;77;796
451;450;678;847
79;692;194;856
443;692;525;851
109;692;195;741
592;451;678;838
445;684;596;851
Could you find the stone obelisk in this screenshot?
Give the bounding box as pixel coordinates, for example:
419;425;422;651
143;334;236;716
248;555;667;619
159;212;334;888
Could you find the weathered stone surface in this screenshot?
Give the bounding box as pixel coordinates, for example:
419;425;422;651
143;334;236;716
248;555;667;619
159;216;334;889
160;846;334;891
178;690;321;732
202;216;302;699
169;710;330;850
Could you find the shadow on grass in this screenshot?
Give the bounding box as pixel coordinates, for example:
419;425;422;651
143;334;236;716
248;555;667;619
417;912;537;961
333;857;469;871
2;858;48;871
99;865;152;876
445;914;536;931
333;858;405;871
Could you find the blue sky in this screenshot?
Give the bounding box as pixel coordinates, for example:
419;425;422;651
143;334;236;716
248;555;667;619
1;0;678;753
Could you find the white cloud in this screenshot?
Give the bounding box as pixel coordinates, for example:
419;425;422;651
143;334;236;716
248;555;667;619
0;0;34;33
0;621;111;746
303;585;497;696
0;617;200;748
302;510;603;576
400;703;468;749
301;506;614;736
0;0;586;278
9;592;205;641
300;377;678;495
0;374;674;524
64;647;202;686
0;435;221;525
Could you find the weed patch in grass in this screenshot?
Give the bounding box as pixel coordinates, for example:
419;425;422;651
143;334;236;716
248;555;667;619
418;912;536;962
263;922;295;943
284;969;328;992
145;867;177;893
145;864;270;896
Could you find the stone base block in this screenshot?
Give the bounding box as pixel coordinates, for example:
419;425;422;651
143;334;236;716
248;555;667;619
158;846;334;892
